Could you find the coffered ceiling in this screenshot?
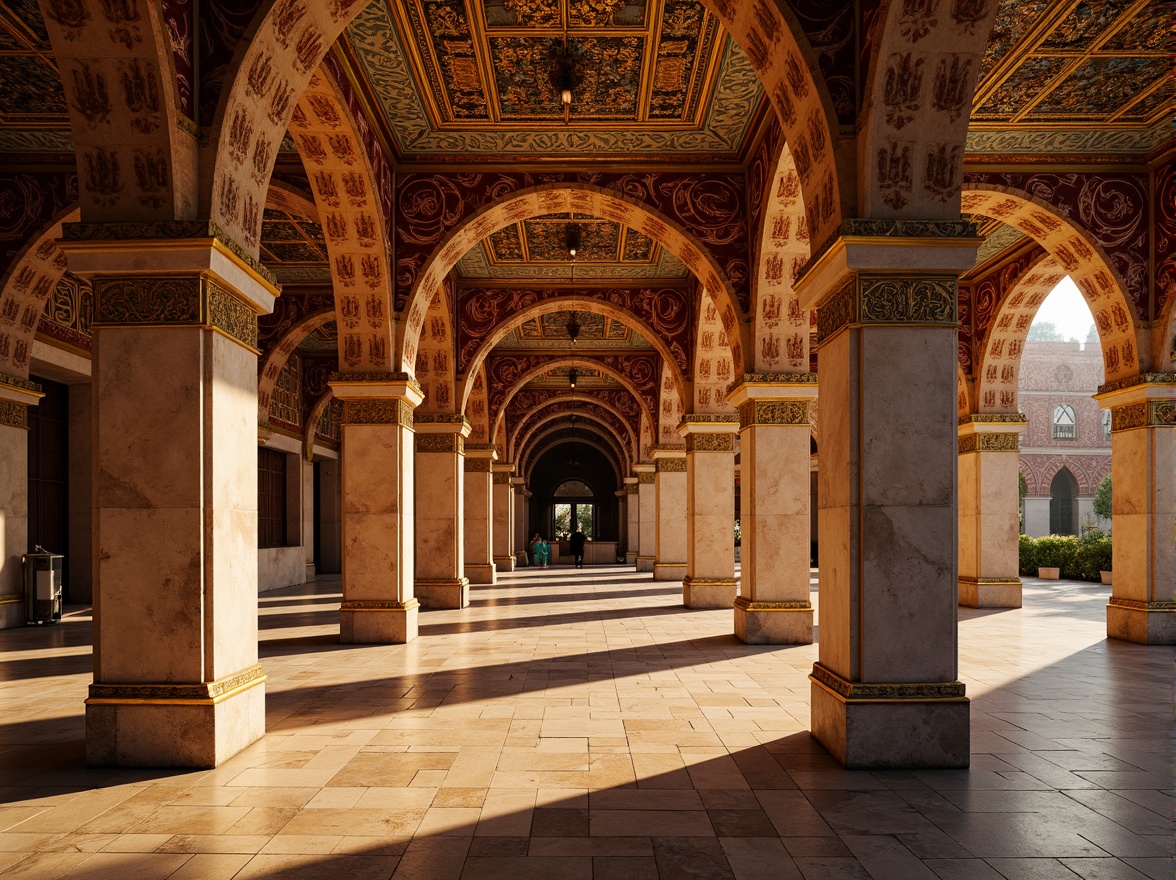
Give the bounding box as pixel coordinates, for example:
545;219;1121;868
495;311;655;350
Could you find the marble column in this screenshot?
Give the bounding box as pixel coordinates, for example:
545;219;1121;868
1096;376;1176;644
635;465;656;571
728;378;817;643
0;376;41;629
679;417;739;608
330;374;424;644
414;415;471;609
463;446;497;584
61;234;276;767
794;222;981;769
615;489;628;561
513;478;528;564
651;447;688;581
958;415;1027;608
624;478;640;565
492;464;515;572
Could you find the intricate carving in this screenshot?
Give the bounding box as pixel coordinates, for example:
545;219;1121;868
343;399;413;426
92;276;259;349
1097;373;1176;396
0;400;28;429
736;372;818;385
810;663;966;701
492;471;512;484
961;413;1027;424
734;596;811;611
655;457;687;472
860;276;957;324
341;599;420;611
0;374;44;395
464;457;493;472
958;432;1019;454
626;483;639;494
88;664;266;703
417;433;463;453
207;280;260;349
816;276;856;344
1108;597;1176;612
638;471;656;484
686;433;735;452
1111;400;1176;431
739;400;809;428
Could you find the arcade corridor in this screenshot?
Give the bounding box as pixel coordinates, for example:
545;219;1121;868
0;568;1169;879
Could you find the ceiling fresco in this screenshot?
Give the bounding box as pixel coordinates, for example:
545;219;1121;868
524;365;620;389
972;0;1172;127
495;310;655;350
0;1;67;132
341;0;764;161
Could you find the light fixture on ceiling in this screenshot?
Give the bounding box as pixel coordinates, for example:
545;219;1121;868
549;14;581;112
567;368;578;389
565;223;581;260
566;310;581;344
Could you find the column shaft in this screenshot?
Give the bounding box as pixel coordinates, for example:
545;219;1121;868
463;447;496;584
415;417;470;609
958;417;1025;608
332;377;423;644
624;478;640;565
1097;378;1176;644
652;448;687;581
680;420;738;608
492;466;515;571
0;379;39;630
728;386;816;644
635;465;656;571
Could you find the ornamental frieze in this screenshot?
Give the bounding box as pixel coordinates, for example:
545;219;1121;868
638;472;656;484
738;400;809;428
816;275;958;344
416;433;464;454
958;433;1019;454
464;457;493;472
655;457;687;472
92;276;260;350
0;400;27;429
1111;400;1176;432
810;663;966;701
685;433;735;452
343;398;414;427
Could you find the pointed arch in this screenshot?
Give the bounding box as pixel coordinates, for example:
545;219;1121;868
39;1;192;221
511;395;641;466
961;185;1142;382
458;296;687;413
859;1;1001;218
525;430;626;488
402;183;748;379
288;64;393;372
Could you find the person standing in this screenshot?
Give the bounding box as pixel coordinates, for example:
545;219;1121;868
569;526;586;569
530;533;550;567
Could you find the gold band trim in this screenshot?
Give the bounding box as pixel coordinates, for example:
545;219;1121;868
809;663;966;701
1108;597;1176;612
817;274;958;345
340;599;421;612
86;664;266;706
686;434;735;452
739;400;809;428
417;433;464;453
415;578;470;587
464;457;493;472
656;458;686;472
0;401;28;429
638;472;656;484
344;399;414;427
1110;400;1176;431
1097;372;1176;396
0;593;22;605
958;433;1019;454
683;577;738;586
958;577;1021;586
734;596;812;611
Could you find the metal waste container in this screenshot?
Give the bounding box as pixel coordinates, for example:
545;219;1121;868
23;550;63;624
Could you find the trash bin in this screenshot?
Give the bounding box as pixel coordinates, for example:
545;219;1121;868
23;549;63;625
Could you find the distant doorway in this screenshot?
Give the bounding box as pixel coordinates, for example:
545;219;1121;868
1049;467;1079;536
553;480;595;539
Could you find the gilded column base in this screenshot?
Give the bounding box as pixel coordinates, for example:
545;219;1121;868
416;577;470;610
625;551;639;566
1107;598;1176;645
958;577;1022;609
734;596;813;645
636;555;656;573
85;665;266;768
809;664;969;769
653;562;688;582
494;555;516;573
464;563;497;585
682;576;737;608
340;599;420;644
0;593;23;630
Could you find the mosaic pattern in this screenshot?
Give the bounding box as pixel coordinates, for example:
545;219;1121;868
344;0;762;159
973;0;1173;125
478;214;662;270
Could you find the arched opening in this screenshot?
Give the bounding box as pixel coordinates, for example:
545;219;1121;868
1049;467;1079;537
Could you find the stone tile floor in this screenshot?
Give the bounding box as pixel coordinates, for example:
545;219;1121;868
0;567;1171;879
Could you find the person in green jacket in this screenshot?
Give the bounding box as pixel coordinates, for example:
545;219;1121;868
530;533;550;567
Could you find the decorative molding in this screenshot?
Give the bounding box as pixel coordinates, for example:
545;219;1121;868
492;472;512;484
1108;597;1176;612
86;664;266;705
92;276;259;350
802;219;980;286
958;433;1019;454
1111;400;1176;432
809;664;966;701
0;374;43;396
638;472;656;484
330;371;424;396
961;413;1027;425
735;372;818;386
340;599;421;611
816;276;857;344
0;401;28;429
343;399;414;427
464;457;493;472
626;483;639;494
683;577;739;586
417;433;464;454
656;457;687;472
739;400;809;428
734;596;812;611
1097;373;1176;396
678;414;740;425
859;277;957;325
415;413;469;426
686;433;734;453
62;221;276;286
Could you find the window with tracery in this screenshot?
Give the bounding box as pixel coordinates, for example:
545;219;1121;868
1052;404;1076;440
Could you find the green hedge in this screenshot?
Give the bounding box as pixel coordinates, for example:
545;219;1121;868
1019;533;1112;581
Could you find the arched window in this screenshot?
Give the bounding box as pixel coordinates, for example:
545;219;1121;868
1049;467;1079;536
1052;404;1076;440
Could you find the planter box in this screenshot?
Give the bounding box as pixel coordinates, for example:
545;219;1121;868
1038;567;1060;580
1100;571;1113;585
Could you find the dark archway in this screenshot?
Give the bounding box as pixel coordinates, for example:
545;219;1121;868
1049;467;1080;537
528;442;620;553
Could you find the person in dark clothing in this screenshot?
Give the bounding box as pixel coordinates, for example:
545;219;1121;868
569;527;587;569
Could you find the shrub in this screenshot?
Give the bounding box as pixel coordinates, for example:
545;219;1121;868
1093;475;1112;522
1074;536;1113;580
1018;534;1038;575
1034;535;1080;576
